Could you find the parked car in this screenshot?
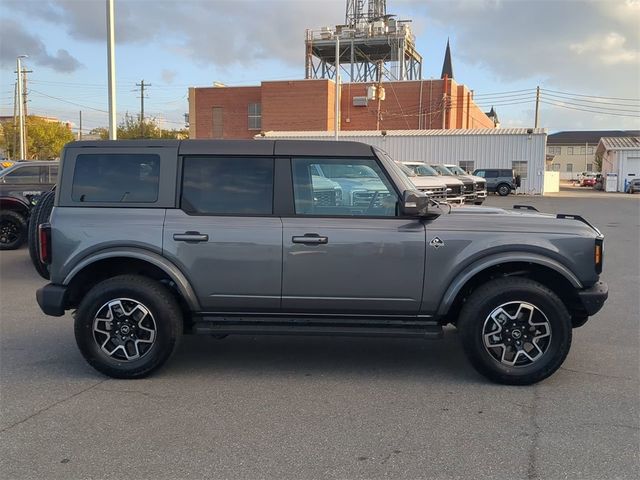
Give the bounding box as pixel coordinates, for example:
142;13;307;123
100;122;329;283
402;162;465;204
577;171;597;184
443;164;487;205
37;140;608;385
626;178;640;194
580;175;596;187
431;164;477;203
394;162;449;203
473;168;520;196
0;161;58;249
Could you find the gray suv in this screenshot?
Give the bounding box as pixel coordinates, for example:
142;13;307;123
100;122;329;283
473;168;520;196
36;140;608;385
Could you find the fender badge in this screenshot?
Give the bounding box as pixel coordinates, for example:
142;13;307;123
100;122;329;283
429;237;445;249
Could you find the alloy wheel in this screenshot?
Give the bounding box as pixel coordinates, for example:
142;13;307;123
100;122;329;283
482;301;552;367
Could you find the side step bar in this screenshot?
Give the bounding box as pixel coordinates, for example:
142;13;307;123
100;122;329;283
191;316;443;339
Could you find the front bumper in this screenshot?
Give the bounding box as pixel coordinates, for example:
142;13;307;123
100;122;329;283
36;283;67;317
577;281;608;316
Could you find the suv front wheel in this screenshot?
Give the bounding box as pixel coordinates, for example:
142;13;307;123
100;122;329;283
458;277;572;385
496;183;511;196
74;275;182;379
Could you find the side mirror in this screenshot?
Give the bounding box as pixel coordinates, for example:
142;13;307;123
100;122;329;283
401;190;429;217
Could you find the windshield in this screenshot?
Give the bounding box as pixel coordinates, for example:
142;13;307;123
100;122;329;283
412;164;439;176
395;162;416;177
431;164;454;176
447;165;467;175
320;164;378;179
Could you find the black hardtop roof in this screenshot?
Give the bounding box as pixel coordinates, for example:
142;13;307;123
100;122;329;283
65;139;375;157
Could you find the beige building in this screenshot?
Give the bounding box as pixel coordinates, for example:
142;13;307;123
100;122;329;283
547;130;640;180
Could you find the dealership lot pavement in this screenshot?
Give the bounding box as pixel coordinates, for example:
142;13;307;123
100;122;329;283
1;190;638;479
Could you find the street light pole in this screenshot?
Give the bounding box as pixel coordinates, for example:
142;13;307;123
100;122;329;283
16;55;27;159
106;0;117;140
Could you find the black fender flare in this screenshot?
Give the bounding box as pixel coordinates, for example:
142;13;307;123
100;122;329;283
62;247;201;311
436;252;582;316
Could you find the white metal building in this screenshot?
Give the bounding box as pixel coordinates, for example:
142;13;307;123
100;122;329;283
596;136;640;192
259;128;549;194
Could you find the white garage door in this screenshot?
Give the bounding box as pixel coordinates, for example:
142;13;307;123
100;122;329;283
622;157;640;191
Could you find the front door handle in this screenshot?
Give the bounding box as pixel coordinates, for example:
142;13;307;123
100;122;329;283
292;234;328;245
173;232;209;243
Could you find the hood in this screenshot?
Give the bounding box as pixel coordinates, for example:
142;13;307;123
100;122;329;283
432;205;600;237
408;176;448;189
438;176;464;187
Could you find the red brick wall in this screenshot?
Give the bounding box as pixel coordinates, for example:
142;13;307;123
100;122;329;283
193;86;261;139
190;79;496;139
262;80;333;132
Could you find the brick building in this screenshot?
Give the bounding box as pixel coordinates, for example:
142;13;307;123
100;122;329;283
188;77;496;140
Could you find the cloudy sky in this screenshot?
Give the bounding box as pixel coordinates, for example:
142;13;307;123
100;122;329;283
1;0;639;134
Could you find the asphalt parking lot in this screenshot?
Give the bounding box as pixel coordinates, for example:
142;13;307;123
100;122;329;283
1;189;638;480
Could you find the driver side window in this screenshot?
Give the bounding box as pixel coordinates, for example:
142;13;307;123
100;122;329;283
291;158;399;217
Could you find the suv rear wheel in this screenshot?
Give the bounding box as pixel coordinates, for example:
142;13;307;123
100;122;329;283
0;210;27;250
74;275;182;379
458;277;572;385
496;183;511;196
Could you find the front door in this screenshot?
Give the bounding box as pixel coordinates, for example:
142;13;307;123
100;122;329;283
163;156;282;311
281;157;426;314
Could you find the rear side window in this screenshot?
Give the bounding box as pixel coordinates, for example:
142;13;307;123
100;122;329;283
181;156;274;215
485;170;499;178
72;154;160;202
2;165;41;184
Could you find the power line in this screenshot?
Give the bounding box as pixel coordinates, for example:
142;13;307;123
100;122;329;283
541;88;640;102
541;90;640;109
540;100;640;118
29;89;108;113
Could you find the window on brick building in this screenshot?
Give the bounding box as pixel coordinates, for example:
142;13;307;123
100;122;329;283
248;103;261;130
567;147;574;155
566;163;573;173
588;146;594;154
552;163;560;171
212;107;224;138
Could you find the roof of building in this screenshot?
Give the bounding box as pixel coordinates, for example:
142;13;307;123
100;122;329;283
485;107;499;124
547;130;640;145
260;128;547;138
441;38;454;80
598;136;640;151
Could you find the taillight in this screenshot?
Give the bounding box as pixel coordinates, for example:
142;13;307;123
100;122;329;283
38;223;52;265
594;238;603;274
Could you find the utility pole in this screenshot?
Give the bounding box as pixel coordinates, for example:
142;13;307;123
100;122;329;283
136;80;151;138
106;0;117;140
334;35;340;141
375;60;384;130
534;85;540;128
16;55;27;160
79;111;83;140
12;82;17;160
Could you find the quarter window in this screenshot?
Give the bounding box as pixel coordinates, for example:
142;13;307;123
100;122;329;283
181;157;273;215
292;158;398;217
72;154;160;203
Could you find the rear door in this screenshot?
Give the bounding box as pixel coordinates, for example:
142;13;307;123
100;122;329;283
281;156;426;314
163;156;282;311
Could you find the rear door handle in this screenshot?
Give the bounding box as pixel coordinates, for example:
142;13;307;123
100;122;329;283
292;234;328;245
173;232;209;243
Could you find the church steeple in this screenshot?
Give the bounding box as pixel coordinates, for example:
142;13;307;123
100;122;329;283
441;38;454;79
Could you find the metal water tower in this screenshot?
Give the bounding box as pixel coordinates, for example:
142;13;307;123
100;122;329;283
305;0;422;82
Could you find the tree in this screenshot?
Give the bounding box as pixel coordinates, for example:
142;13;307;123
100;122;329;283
0;116;75;160
92;113;188;140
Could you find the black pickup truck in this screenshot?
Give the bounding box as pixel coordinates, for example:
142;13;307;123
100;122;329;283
0;161;58;249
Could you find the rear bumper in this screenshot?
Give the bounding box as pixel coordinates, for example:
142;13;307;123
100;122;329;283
577;281;608;316
36;283;67;317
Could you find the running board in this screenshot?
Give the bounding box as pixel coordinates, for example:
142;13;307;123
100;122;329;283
191;317;443;339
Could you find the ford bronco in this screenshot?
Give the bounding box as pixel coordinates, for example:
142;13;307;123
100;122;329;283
36;140;608;384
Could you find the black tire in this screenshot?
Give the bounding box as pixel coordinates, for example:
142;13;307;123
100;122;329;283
74;275;182;379
28;191;55;279
497;183;511;196
0;210;27;250
474;201;484;205
458;277;572;385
